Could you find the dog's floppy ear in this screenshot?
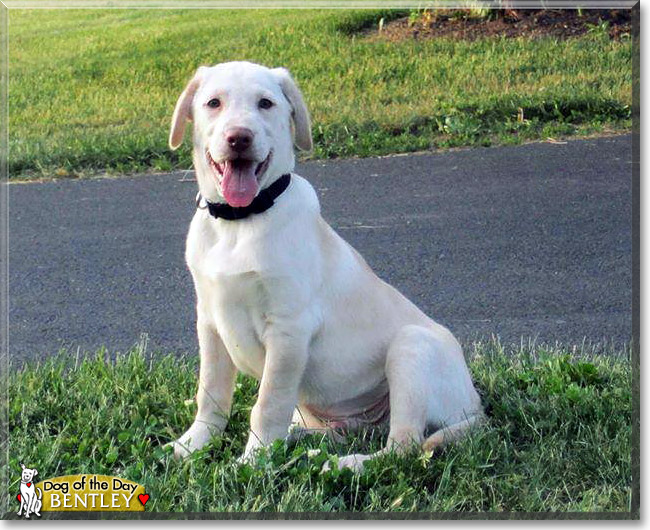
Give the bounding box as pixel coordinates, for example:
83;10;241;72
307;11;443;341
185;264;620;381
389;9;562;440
20;463;25;470
169;66;208;150
272;67;313;152
33;470;38;477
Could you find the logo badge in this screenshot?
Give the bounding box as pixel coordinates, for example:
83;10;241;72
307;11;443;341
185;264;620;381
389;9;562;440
17;463;42;519
15;464;149;514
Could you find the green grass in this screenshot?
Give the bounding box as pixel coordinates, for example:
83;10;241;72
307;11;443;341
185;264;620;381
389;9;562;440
10;9;632;178
5;340;633;514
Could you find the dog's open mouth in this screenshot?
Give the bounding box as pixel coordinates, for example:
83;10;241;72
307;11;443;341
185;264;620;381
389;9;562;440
207;151;272;208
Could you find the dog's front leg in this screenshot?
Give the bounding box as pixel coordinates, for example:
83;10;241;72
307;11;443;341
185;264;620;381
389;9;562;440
240;332;308;463
171;315;237;459
26;496;34;518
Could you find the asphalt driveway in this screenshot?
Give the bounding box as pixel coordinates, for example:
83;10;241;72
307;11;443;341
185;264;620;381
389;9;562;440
9;134;633;361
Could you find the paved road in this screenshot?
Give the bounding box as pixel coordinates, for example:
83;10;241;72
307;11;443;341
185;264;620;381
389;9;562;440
9;135;633;362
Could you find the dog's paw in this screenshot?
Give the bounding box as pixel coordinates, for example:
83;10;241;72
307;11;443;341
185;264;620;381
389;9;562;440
321;453;370;474
164;421;219;460
163;436;202;460
236;447;261;466
163;440;194;460
235;454;250;466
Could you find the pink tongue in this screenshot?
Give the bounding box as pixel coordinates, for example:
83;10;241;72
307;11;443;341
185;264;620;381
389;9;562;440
221;160;258;207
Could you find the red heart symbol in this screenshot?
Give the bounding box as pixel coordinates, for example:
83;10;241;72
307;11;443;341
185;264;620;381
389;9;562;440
138;493;149;506
17;494;21;502
26;483;31;487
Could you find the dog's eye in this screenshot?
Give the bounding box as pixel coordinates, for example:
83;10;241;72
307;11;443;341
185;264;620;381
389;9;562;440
206;98;221;109
258;98;274;110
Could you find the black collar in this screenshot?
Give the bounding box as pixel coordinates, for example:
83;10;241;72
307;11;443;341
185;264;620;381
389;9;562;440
197;173;292;221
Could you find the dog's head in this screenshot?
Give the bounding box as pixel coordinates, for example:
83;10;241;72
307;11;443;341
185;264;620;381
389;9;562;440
169;61;312;207
20;463;38;483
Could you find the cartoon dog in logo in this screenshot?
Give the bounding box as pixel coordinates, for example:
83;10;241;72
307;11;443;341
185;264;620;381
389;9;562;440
17;463;42;518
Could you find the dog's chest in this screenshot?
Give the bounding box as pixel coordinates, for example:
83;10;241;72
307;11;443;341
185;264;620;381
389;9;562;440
20;483;35;495
187;218;275;377
215;275;269;375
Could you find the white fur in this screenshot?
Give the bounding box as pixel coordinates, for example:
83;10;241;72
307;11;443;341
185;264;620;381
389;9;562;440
17;464;42;518
168;61;484;471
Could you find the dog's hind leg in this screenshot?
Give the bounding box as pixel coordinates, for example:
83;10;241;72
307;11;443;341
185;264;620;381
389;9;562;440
329;326;429;472
331;325;483;472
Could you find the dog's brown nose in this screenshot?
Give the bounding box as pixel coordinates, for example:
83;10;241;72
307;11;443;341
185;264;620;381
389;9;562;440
225;127;253;153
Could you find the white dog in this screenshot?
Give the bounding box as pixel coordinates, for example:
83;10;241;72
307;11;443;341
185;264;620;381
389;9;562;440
168;61;484;471
17;463;42;518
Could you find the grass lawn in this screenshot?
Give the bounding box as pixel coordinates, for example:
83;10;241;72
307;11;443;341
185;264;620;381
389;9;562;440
10;9;632;178
6;341;633;514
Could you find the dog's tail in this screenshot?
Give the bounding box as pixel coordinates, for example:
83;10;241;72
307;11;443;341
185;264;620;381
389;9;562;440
36;487;42;500
421;412;485;453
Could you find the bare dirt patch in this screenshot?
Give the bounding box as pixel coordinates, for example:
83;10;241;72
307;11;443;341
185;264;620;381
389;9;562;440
370;9;632;42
